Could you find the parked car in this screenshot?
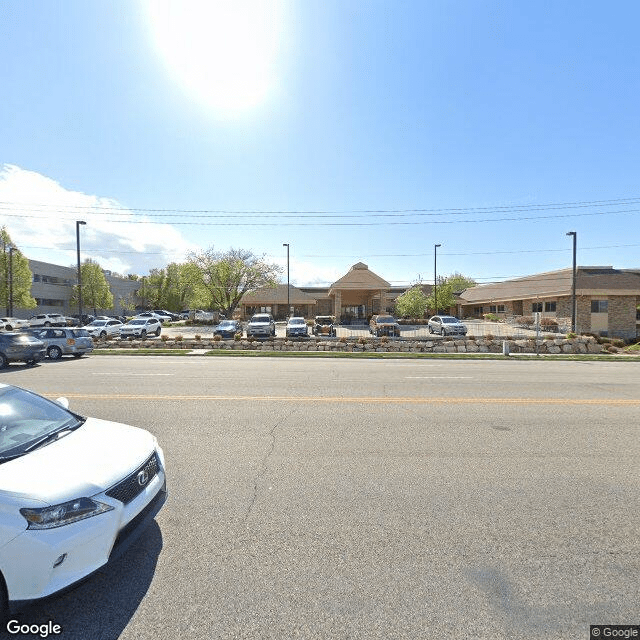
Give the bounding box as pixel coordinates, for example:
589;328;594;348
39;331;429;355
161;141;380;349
83;319;124;339
313;316;336;337
120;317;162;339
246;313;276;337
428;315;468;336
28;313;69;327
134;311;171;323
213;320;242;338
0;318;29;331
286;317;309;338
153;309;179;321
69;314;95;326
0;333;46;367
0;383;167;618
24;327;94;360
369;315;401;337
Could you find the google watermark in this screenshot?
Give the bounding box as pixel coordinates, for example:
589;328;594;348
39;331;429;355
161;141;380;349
6;619;62;638
591;626;639;639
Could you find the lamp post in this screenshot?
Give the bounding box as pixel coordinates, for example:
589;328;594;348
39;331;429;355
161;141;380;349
434;244;441;314
76;221;86;324
8;246;14;317
566;231;577;333
283;243;290;318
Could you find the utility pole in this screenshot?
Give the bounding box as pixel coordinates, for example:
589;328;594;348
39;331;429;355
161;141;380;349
76;221;86;324
434;244;441;314
283;243;290;318
566;231;577;333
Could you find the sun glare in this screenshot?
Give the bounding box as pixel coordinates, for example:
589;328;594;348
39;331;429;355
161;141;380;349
146;0;284;114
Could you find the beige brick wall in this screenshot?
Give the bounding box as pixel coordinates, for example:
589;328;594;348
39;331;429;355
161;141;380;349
608;296;637;340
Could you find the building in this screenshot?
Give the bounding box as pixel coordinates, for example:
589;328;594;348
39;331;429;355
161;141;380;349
459;266;640;340
21;259;140;318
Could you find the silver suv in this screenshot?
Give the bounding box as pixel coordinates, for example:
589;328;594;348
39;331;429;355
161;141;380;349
246;314;276;338
428;315;467;336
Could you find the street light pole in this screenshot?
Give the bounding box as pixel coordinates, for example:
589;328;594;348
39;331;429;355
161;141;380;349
566;231;577;333
283;243;290;318
8;246;14;317
434;244;441;314
76;221;86;324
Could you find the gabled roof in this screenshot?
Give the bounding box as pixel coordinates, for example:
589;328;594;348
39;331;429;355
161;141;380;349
329;263;390;293
241;284;317;305
460;266;640;303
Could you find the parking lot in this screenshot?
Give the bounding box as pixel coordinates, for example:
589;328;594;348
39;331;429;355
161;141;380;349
3;356;638;640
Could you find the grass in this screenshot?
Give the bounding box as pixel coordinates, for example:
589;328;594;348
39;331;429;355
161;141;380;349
93;349;193;356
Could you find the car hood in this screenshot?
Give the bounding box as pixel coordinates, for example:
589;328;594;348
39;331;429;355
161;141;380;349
0;418;157;505
248;320;271;325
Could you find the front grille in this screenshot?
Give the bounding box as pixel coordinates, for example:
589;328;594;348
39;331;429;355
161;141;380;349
106;452;160;505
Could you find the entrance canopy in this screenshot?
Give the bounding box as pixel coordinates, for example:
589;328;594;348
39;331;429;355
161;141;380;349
328;263;391;321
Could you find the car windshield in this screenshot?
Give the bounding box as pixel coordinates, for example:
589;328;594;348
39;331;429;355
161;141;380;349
219;321;235;328
443;317;459;323
89;320;107;326
251;316;270;322
316;317;333;324
289;319;305;325
0;386;83;458
127;320;145;326
376;316;395;323
72;329;90;337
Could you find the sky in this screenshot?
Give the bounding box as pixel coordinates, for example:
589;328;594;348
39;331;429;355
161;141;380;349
1;0;639;289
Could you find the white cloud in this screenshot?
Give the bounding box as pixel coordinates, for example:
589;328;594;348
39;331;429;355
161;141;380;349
0;165;199;275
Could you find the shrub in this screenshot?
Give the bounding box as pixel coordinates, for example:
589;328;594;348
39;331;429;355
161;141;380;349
612;338;625;348
517;316;534;326
485;333;494;341
540;317;558;329
339;336;347;343
234;332;242;341
160;334;169;342
213;334;221;342
357;336;367;345
483;313;499;322
174;335;183;342
567;332;577;339
381;336;389;343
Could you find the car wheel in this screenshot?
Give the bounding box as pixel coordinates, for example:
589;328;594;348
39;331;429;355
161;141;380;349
4;325;11;331
140;329;147;339
99;330;107;339
155;328;161;337
0;354;7;369
428;325;433;334
47;346;63;360
440;327;445;336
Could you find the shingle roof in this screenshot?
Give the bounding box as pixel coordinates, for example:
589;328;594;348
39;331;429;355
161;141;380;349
241;284;317;305
460;267;640;303
329;263;390;292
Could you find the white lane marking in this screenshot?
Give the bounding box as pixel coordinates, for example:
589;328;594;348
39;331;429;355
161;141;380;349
92;373;175;376
405;376;473;379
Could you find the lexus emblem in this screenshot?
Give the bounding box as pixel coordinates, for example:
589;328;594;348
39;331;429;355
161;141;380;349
137;470;149;487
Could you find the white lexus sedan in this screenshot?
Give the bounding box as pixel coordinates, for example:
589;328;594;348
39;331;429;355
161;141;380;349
0;384;167;617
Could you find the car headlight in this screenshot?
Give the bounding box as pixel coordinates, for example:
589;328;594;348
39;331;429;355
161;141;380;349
20;498;114;530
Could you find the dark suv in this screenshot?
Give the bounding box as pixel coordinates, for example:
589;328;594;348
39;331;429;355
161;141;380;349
0;333;46;368
313;316;336;337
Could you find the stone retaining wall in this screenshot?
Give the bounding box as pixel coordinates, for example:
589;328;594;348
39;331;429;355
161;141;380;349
107;335;603;354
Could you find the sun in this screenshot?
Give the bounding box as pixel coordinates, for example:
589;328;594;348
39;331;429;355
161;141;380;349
146;0;284;114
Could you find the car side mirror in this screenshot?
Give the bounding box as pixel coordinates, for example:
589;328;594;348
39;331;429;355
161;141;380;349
55;397;70;409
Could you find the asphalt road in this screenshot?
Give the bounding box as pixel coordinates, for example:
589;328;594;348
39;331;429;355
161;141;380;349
2;356;639;640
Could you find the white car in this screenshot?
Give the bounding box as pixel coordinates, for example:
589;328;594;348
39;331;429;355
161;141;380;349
134;311;171;323
28;314;69;327
120;318;161;339
83;319;124;339
0;383;166;616
0;318;29;331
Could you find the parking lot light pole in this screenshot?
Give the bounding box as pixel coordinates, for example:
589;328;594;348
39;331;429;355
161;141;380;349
434;244;441;314
8;246;14;317
566;231;577;333
76;221;86;325
283;243;290;318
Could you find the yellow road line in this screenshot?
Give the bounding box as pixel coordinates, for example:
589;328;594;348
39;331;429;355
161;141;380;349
47;394;640;405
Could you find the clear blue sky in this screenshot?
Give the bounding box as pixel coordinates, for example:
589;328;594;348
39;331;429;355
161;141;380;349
1;0;638;288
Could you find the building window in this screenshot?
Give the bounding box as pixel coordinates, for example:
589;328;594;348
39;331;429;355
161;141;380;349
591;300;608;313
33;274;41;282
544;302;556;312
473;306;483;315
488;305;497;313
497;304;505;313
532;302;543;313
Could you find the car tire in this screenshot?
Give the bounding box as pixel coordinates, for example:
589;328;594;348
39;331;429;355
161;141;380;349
99;331;107;339
0;354;7;369
47;346;63;360
4;325;11;331
428;325;433;334
141;329;147;339
440;328;445;336
44;322;51;327
155;328;161;337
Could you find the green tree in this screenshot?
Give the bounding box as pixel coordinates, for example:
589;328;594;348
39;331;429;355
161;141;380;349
395;285;429;318
71;260;113;315
187;247;282;317
0;227;36;314
426;280;455;313
445;272;476;293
